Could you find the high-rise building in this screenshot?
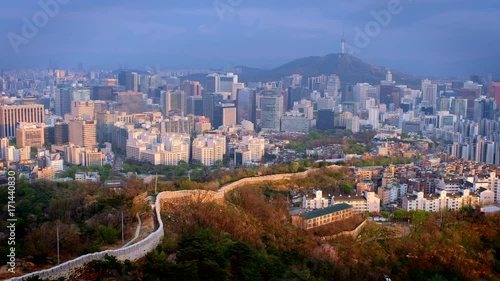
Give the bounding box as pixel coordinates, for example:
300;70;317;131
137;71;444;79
118;71;138;92
206;74;220;93
259;90;284;132
187;96;204;116
116;91;145;114
181;81;202;97
287;87;311;111
488;82;500;106
219;73;238;93
69;119;97;147
231;82;244;101
16;123;45;147
0;104;44;138
473;98;496;121
71;101;96;120
421;79;438;109
368;106;380;130
72;85;91;102
213;103;237;129
325;75;340;98
55;84;72;116
203;93;224;124
342;84;354;103
161;90;186;116
450;98;468;120
92;86;114;101
317;109;335;130
355;83;377;109
460;88;481;119
281;74;303;89
236;88;256;124
55;84;91;117
36;97;51;110
160;116;193;135
45;122;70;145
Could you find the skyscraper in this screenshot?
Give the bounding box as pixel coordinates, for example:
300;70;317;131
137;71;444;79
317;109;335;130
473;98;496;121
92;86;114;101
421;79;438;109
116;91;145;114
206;74;220;93
55;84;72;116
259;90;284;132
488;82;500;106
0;104;44;138
161;91;186;116
342;84;354;103
460;88;481;119
69;119;97;147
213;103;237;129
71;101;96;120
187;96;204;116
203;93;224;123
181;81;202;97
219;73;238;93
118;71;138;92
236;88;256;124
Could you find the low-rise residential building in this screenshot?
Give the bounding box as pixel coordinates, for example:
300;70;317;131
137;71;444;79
292;203;353;230
302;190;330;209
75;172;100;182
402;190;480;212
331;191;380;213
35;166;56;180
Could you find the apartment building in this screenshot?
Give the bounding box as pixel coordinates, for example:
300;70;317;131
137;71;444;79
192;134;226;166
402;190;480;212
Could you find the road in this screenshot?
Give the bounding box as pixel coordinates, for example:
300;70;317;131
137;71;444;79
113;155;123;171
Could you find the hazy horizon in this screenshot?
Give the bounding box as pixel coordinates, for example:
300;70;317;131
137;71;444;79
1;0;499;77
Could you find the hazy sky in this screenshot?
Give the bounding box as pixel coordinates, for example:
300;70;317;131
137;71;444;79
1;0;499;76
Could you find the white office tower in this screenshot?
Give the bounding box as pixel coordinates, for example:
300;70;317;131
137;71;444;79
259;91;284;132
421;79;438;109
368;106;380;130
206;73;220;93
354;83;371;108
325;75;340;98
219;73;238;93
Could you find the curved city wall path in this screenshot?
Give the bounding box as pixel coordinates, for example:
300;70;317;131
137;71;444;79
7;165;342;281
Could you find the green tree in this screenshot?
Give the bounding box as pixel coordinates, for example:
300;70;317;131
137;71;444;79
393;210;408;221
96;225;119;244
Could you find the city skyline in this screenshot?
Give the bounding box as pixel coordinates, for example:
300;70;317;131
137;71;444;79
0;0;499;76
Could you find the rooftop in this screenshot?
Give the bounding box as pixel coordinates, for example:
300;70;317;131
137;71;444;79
300;203;352;220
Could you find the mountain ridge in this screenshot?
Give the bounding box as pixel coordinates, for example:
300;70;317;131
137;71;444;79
234;53;421;87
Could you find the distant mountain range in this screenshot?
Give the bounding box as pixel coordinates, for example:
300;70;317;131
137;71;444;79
183;53;422;88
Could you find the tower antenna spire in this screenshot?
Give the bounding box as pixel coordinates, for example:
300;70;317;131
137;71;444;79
341;25;345;54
